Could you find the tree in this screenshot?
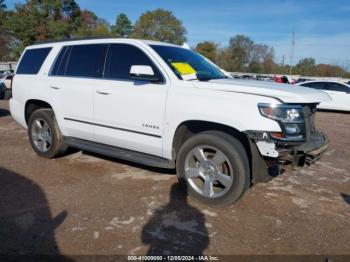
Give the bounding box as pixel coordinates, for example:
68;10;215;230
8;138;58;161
316;63;349;77
295;57;316;76
0;0;5;9
4;0;82;58
0;0;8;59
263;58;275;74
195;41;218;62
4;1;114;58
73;10;110;37
132;9;186;45
218;35;253;72
249;43;275;73
111;13;132;37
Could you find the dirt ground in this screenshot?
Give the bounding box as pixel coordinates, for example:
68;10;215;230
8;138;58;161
0;99;349;257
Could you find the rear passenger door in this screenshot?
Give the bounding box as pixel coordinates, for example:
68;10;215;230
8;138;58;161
49;44;108;141
93;43;169;157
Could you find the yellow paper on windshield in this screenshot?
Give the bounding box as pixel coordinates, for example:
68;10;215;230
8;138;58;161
171;63;196;75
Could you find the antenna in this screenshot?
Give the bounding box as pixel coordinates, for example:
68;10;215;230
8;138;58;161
289;32;295;77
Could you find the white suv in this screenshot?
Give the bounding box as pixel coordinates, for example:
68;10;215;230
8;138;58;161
10;38;330;206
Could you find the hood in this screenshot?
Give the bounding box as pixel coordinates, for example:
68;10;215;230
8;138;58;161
193;79;331;104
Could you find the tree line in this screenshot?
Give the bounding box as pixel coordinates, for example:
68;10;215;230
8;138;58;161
0;0;186;59
0;0;349;77
195;39;350;77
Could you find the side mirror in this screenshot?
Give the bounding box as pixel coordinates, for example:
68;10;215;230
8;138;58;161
130;65;159;82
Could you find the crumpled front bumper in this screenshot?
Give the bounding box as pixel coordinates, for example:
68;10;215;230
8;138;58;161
246;130;329;184
246;130;329;166
280;131;329;166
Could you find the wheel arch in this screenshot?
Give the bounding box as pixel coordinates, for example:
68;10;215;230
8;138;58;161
24;99;53;125
170;120;271;186
171;120;250;161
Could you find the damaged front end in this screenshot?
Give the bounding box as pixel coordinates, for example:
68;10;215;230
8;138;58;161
245;103;329;184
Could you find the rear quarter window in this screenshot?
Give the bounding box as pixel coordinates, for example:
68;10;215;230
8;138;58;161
16;47;52;75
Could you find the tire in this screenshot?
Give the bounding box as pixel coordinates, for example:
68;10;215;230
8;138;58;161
28;109;68;159
176;131;250;207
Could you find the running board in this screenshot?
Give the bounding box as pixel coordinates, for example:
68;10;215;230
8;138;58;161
64;137;175;169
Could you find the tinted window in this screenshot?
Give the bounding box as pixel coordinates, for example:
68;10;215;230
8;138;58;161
304;82;326;89
51;46;70;76
104;44;163;81
16;48;52;75
324;83;350;92
65;44;108;78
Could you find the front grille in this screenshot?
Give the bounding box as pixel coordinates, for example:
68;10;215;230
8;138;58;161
303;104;317;140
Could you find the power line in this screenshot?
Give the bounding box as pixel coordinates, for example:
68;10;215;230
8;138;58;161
289;32;295;77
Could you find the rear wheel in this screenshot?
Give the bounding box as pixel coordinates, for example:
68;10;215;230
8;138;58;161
28;109;68;158
176;131;250;207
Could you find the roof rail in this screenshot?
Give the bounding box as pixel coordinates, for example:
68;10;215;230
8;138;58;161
33;36;120;45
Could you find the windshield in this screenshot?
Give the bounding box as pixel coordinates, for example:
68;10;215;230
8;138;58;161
150;45;226;81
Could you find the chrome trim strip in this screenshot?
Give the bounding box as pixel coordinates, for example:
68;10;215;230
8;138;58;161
64;117;161;138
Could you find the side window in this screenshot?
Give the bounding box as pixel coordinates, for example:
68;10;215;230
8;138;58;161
328;83;349;92
300;82;311;87
51;46;70;76
308;82;325;90
16;47;52;75
104;44;163;82
65;44;108;78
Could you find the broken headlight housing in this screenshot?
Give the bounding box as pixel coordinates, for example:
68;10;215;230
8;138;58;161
258;103;305;141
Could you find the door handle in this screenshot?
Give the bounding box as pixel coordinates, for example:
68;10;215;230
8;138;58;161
50;86;61;90
96;90;111;95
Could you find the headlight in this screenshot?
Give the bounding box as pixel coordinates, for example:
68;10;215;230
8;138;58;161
258;103;305;141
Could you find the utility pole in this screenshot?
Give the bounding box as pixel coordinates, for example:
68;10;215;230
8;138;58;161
282;54;285;67
289;32;295;78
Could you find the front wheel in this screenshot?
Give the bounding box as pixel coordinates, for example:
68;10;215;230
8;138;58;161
176;131;250;207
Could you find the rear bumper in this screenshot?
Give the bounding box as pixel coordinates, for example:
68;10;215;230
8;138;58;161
9;98;27;128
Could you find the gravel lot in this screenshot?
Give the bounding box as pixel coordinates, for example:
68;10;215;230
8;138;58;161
0;99;349;257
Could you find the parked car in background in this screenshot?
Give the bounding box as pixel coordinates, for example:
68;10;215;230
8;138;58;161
297;81;350;111
241;74;253;80
295;78;312;84
2;74;13;89
0;70;14;78
0;74;13;99
273;76;292;84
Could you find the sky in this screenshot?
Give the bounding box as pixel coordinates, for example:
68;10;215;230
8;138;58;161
5;0;350;68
